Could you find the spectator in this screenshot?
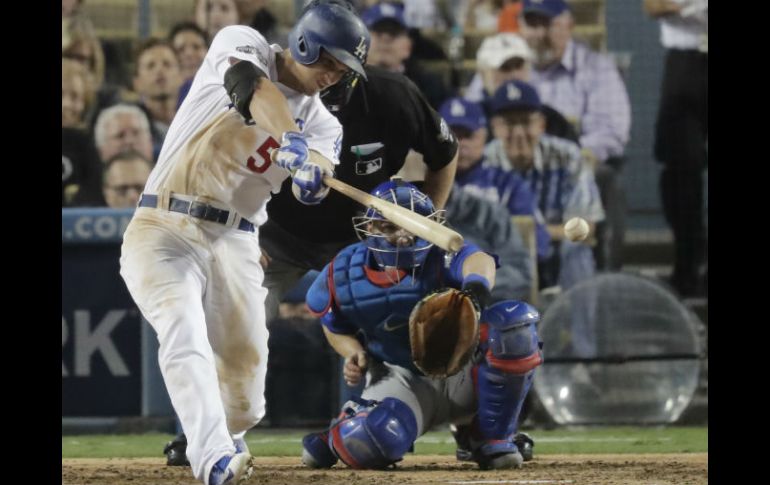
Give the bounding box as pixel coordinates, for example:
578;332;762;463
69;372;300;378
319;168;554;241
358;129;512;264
483;80;603;290
63;128;102;207
169;22;209;84
519;0;631;270
93;104;154;164
62;56;102;207
64;11;139;130
168;22;209;108
438;96;549;261
195;0;240;40
643;0;707;296
236;0;286;46
361;2;451;109
62;15;105;93
464;32;578;143
62;58;95;129
101;151;153;209
132;38;183;158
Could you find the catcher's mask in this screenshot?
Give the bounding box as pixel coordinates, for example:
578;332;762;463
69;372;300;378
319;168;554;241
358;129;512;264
353;178;445;271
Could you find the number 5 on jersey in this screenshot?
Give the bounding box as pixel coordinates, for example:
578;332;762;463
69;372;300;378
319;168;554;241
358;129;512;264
247;137;279;173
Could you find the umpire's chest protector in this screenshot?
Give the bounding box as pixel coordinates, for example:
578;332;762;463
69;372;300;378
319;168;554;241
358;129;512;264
332;245;443;347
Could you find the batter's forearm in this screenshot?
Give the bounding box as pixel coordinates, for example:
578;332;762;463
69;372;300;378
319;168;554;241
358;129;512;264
322;325;364;358
423;154;457;209
248;77;301;139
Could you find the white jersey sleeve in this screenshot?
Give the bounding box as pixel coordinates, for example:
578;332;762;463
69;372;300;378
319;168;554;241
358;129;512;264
207;25;276;81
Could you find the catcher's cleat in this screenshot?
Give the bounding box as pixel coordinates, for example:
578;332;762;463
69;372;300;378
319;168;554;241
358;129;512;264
513;432;534;462
450;424;473;462
209;452;253;485
470;440;524;470
164;433;190;467
301;432;338;469
453;426;535;464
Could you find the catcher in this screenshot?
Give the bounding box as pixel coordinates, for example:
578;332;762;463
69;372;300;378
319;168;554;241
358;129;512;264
302;178;543;470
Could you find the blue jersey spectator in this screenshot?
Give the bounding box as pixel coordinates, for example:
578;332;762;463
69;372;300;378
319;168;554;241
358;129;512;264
439;97;551;260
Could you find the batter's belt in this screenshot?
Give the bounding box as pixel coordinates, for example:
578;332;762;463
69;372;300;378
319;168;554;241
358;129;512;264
138;192;255;232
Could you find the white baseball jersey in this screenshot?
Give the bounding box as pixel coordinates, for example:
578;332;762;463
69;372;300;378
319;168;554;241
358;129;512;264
144;25;343;226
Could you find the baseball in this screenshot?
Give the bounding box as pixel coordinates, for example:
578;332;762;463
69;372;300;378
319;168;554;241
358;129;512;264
564;217;589;242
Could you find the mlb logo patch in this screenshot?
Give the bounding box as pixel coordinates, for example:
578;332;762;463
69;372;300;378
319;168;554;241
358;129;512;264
355;157;383;175
351;142;385;175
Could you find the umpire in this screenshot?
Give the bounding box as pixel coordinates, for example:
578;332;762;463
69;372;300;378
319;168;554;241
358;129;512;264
163;63;458;466
262;64;458;323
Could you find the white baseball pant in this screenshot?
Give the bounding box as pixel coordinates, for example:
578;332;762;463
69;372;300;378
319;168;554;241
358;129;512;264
120;207;268;483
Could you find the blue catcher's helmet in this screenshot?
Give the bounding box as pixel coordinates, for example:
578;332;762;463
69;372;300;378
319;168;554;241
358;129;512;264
289;0;370;80
353;178;445;269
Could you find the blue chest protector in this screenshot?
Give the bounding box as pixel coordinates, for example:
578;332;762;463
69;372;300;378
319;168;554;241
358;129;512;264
331;244;449;373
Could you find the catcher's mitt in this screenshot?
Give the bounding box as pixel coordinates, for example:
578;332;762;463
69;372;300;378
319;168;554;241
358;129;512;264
409;288;480;378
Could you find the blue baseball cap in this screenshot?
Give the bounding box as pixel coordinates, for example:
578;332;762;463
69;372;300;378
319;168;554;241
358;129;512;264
361;2;407;29
523;0;570;18
489;80;542;114
439;97;487;132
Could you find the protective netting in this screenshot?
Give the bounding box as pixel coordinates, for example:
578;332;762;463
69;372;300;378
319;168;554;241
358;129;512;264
533;273;703;424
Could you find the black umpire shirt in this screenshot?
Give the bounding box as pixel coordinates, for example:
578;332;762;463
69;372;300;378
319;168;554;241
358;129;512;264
266;65;458;245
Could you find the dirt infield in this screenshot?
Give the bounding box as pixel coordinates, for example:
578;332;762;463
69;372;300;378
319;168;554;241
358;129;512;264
62;453;707;485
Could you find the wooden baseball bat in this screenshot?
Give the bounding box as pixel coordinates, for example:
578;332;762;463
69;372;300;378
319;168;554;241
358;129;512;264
270;149;464;252
322;176;464;253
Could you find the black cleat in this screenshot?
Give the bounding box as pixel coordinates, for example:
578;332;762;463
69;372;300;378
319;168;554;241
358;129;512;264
450;424;473;462
513;432;534;462
163;433;190;467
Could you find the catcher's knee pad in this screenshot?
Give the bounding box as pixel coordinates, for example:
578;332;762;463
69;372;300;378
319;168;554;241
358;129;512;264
328;397;417;469
480;300;542;374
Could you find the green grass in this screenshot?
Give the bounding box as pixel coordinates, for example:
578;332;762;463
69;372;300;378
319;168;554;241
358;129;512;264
62;426;707;459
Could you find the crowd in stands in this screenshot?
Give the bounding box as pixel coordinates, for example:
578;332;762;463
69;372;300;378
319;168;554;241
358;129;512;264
62;0;706;298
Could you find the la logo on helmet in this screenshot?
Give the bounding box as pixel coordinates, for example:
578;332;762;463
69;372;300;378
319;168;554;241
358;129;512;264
354;36;367;60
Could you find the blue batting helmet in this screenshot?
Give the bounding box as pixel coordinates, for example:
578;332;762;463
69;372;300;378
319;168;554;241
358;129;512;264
289;0;370;80
353;178;445;269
